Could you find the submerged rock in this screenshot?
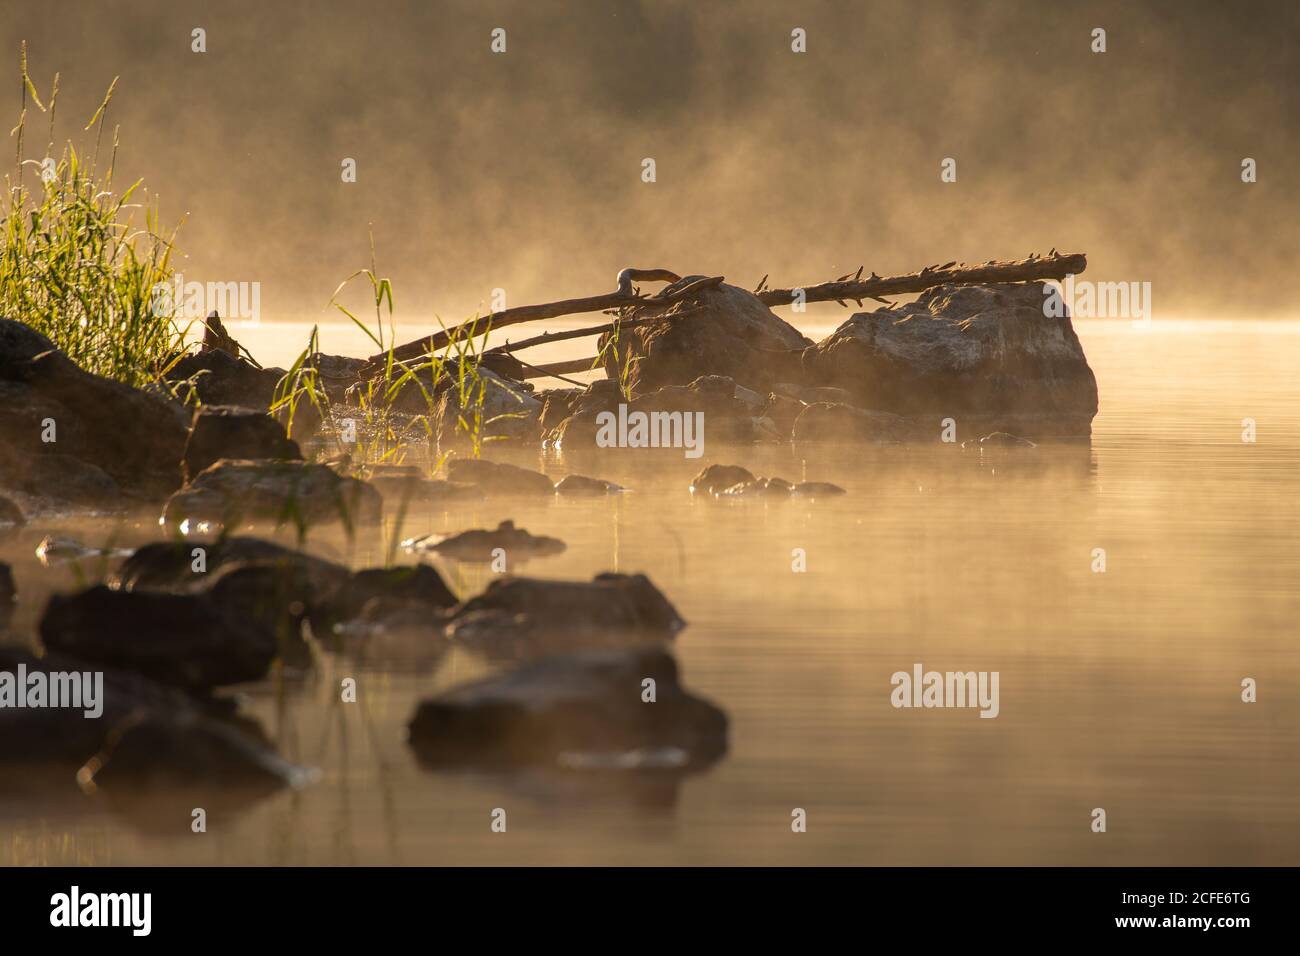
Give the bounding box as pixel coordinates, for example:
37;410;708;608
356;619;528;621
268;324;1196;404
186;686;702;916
407;647;727;769
406;520;566;563
35;536;133;567
0;318;189;503
802;282;1099;438
182;405;302;482
597;280;810;394
162;459;383;530
689;463;844;499
115;535;349;594
445;458;554;496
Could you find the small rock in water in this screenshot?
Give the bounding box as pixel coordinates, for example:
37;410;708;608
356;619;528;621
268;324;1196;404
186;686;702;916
407;520;566;563
717;477;795;498
445;458;555;496
407;647;728;770
115;535;350;595
689;463;755;495
447;572;683;659
162;459;382;530
554;474;623;496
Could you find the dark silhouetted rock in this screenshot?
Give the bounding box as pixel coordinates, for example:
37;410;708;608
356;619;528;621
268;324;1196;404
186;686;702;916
115;535;349;595
182;405;302;482
408;647;727;769
40;585;278;691
333;564;459;617
793;481;847;497
0;561;13;627
0;318;189;502
162;459;382;529
307;352;366;404
166;347;283;409
802;282;1099;438
0;647;305;794
0;453;122;506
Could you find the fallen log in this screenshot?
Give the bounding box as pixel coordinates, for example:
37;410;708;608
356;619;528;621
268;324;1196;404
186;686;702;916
756;251;1086;308
516;356;600;380
376;275;723;368
483;306;707;357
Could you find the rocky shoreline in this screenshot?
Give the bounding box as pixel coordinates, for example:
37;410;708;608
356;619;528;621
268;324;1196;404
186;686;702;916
0;277;1095;811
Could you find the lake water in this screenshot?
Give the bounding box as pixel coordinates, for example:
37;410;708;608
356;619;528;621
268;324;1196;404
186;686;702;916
3;318;1299;865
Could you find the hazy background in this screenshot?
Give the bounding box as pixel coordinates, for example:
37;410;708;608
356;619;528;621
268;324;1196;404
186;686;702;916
5;0;1298;330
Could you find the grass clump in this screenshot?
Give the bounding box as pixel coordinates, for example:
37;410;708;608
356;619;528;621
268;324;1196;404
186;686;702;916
1;44;186;389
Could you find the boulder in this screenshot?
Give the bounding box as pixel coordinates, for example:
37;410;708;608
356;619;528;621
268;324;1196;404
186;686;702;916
182;405;302;482
307;353;366;404
166;347;283;409
406;520;566;563
162;459;383;529
0;453;121;507
597;279;810;394
0;561;13;627
445;458;555;496
0;318;189;502
407;647;727;769
115;535;350;595
802;282;1099;438
39;585;279;692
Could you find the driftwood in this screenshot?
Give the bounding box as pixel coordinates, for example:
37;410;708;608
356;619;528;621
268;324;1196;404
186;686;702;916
376;275;723;367
374;252;1087;373
755;251;1086;309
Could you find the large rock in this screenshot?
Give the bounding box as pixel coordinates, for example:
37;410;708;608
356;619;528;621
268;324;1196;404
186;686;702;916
182;405;301;482
39;585;279;691
802;282;1099;438
0;318;189;502
598;279;810;394
162;459;383;529
407;648;727;769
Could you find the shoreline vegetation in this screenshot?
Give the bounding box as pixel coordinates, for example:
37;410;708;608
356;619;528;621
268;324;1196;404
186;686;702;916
1;49;1098;814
